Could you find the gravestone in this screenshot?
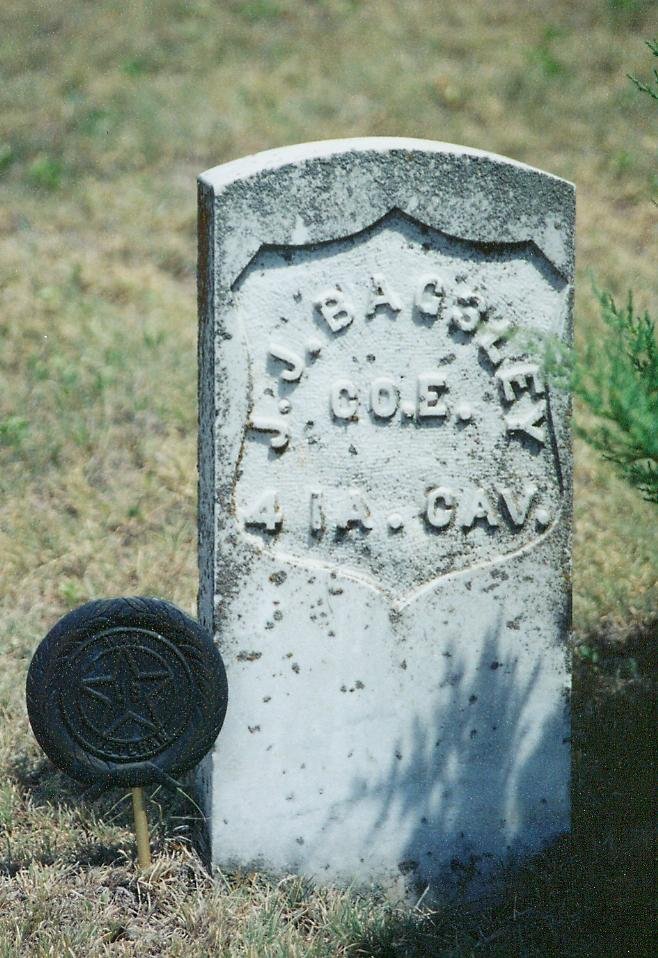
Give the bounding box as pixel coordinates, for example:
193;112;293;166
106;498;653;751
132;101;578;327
197;138;573;898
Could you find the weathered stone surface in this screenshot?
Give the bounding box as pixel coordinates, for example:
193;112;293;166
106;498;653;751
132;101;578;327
197;138;573;899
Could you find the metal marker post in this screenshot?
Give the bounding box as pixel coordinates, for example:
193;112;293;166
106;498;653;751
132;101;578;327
131;787;152;868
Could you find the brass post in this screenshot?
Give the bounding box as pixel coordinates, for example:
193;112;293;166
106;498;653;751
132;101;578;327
131;787;152;869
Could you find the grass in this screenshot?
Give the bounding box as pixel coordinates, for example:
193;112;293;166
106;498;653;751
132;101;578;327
0;0;655;954
0;638;654;956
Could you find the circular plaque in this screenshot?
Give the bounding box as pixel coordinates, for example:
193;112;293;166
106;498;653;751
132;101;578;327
26;597;228;788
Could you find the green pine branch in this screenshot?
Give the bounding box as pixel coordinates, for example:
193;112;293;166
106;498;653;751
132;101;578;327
557;39;658;505
627;38;658;101
572;290;658;503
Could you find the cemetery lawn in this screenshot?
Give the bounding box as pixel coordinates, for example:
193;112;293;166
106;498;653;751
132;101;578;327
0;1;655;955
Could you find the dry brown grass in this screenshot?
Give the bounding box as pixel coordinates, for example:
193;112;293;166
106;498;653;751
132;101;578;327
0;0;655;954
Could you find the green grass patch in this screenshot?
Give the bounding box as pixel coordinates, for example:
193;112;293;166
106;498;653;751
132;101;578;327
0;416;29;449
26;155;64;190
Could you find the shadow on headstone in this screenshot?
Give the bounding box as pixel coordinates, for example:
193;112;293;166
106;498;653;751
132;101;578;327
349;617;656;955
311;619;568;901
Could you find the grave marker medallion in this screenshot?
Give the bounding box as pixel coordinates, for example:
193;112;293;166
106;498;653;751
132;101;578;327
26;597;228;788
197;138;573;897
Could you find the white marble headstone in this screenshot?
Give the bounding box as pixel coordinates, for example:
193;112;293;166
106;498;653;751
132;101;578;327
197;138;573;898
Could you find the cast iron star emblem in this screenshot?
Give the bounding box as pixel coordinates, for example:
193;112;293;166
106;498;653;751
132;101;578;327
80;646;171;740
26;597;228;788
60;626;193;762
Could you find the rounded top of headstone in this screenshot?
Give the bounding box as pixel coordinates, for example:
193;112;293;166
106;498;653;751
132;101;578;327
26;597;228;788
199;137;574;192
198;137;575;286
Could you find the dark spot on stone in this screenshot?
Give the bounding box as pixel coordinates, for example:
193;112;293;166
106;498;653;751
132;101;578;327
273;609;283;621
395;750;402;760
265;621;274;630
296;836;304;845
348;444;358;455
506;616;522;630
263;696;271;703
340;684;347;692
269;571;287;586
328;630;335;637
470;728;477;738
355;680;365;689
398;859;418;875
291;662;300;673
248;725;261;733
490;660;500;670
237;650;262;662
400;659;407;670
469;694;478;703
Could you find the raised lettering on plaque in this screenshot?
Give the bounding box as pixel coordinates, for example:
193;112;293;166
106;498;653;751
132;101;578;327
231;212;567;601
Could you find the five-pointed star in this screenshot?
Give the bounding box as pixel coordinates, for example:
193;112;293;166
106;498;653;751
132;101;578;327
80;647;171;738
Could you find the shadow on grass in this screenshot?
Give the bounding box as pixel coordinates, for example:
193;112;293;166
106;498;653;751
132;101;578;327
10;754;89;810
2;755;133;871
6;753;200;873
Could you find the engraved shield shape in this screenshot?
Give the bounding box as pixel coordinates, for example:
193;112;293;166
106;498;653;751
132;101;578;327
231;209;568;603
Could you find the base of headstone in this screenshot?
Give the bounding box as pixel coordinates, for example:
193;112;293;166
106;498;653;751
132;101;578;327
196;138;573;900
